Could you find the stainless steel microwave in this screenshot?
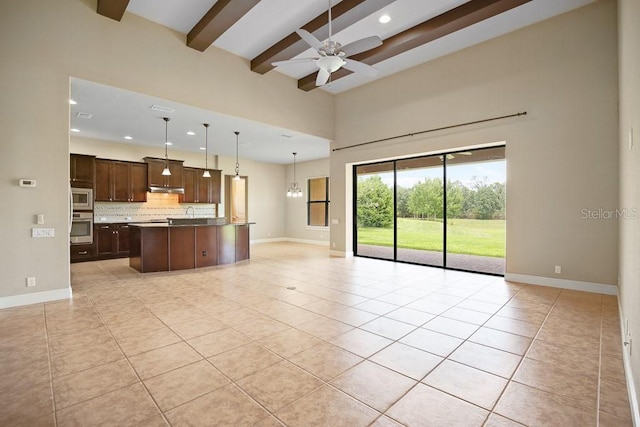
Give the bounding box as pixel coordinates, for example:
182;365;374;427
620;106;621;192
71;187;93;211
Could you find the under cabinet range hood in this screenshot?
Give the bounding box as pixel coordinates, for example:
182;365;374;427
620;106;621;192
147;186;185;194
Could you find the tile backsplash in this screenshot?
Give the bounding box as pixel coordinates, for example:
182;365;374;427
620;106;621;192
94;193;219;223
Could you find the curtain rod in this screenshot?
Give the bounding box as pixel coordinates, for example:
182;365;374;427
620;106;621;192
332;111;527;152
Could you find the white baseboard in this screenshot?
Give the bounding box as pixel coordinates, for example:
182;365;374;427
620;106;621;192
329;250;354;258
0;287;72;309
618;298;640;426
504;273;617;295
251;237;329;247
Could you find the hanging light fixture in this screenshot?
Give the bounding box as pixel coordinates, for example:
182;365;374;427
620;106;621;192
287;152;303;198
233;131;241;181
202;123;211;178
161;117;171;176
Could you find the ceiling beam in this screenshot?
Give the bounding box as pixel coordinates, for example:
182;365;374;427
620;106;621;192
187;0;262;52
97;0;130;22
298;0;532;91
251;0;394;75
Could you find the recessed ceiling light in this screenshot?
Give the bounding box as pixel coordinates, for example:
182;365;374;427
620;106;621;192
70;128;80;133
187;131;196;136
379;14;391;24
165;142;173;146
69;99;77;105
199;147;206;150
124;136;133;140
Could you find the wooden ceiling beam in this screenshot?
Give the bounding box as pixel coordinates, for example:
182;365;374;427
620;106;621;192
97;0;130;22
251;0;394;75
298;0;531;91
188;0;262;52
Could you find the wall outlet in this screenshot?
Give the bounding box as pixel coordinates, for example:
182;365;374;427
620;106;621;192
26;277;36;287
554;265;562;274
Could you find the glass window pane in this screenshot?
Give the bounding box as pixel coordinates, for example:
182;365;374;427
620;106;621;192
309;203;327;226
309;178;327;201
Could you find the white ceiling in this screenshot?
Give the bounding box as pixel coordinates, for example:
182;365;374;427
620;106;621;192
73;0;595;164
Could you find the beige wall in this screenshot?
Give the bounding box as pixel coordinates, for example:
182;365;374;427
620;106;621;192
0;0;332;303
284;158;331;244
618;0;640;416
331;0;619;287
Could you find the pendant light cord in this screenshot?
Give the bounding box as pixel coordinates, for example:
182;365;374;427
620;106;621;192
234;131;240;177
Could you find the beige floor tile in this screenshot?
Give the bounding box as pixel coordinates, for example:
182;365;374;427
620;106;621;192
115;326;182;357
484;413;525;426
424;316;479;339
468;327;532;355
423;360;507;409
399;328;463;357
369;415;405;426
237;361;323;412
526;340;599;378
52;359;139;409
386;383;488;426
257;328;323;358
169;317;227;340
276;384;379;426
600;355;627;384
441;306;493;325
187;327;251;357
360;316;417;340
0;380;53;426
484;315;540;338
208;343;283;381
56;382;161;426
232;317;291;341
331;360;417;412
166;384;269;426
600;378;633;420
50;340;124;378
449;341;522;378
513;358;598;407
128;341;202;379
383;307;435;326
354;299;399;315
494;382;596;426
495;306;548;324
329;328;393;358
370;342;443;380
327;307;379;327
289;342;363;381
599;410;633;427
457;299;504;314
267;306;324;326
144;360;230;411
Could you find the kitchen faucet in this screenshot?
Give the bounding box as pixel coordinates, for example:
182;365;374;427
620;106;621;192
185;206;195;218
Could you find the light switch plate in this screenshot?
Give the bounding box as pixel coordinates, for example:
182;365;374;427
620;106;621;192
32;228;55;238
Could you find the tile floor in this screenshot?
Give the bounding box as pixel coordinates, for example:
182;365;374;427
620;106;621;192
0;242;633;426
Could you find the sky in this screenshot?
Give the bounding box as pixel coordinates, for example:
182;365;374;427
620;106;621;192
361;159;506;189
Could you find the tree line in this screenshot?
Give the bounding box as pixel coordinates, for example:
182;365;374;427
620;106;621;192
357;176;505;227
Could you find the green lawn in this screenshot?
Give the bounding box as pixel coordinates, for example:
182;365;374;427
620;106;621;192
357;218;505;258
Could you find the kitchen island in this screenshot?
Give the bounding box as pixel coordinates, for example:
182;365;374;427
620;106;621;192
129;220;251;273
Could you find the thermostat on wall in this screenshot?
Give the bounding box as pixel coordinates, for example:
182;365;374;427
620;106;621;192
19;179;36;188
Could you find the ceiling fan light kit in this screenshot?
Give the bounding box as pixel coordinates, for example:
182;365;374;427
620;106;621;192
272;0;382;87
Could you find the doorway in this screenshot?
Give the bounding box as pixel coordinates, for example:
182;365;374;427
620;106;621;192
354;146;506;275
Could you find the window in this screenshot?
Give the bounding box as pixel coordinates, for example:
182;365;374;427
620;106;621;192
308;177;329;227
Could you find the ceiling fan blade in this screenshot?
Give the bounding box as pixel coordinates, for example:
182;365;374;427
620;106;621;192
342;59;378;77
296;29;323;51
272;58;318;67
316;68;331;86
341;36;382;57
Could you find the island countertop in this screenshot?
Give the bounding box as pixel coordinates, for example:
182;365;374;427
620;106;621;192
129;222;252;273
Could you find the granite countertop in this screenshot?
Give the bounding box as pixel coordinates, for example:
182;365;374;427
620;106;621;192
129;221;254;228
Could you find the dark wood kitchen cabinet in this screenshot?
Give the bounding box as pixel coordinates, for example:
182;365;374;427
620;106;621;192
95;159;147;202
95;223;130;258
181;167;221;203
69;154;95;188
144;157;183;189
70;243;95;262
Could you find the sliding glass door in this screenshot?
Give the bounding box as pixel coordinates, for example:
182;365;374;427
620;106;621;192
354;147;506;275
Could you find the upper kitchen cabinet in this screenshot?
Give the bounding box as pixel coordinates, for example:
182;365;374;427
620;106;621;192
145;157;184;190
70;154;95;188
181;167;221;204
95;159;147;202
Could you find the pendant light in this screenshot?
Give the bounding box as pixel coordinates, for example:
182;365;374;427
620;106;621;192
161;117;171;176
287;152;303;198
233;131;241;181
202;123;211;178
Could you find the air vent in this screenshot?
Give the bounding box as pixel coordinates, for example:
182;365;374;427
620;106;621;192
150;104;175;114
76;112;93;119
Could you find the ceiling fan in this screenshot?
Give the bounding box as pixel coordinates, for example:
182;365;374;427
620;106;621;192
272;0;383;86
